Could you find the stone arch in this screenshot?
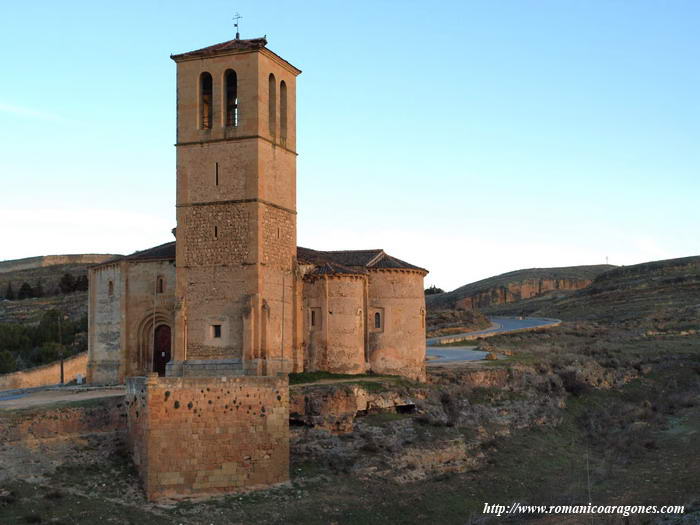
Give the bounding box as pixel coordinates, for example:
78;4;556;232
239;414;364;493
135;311;174;376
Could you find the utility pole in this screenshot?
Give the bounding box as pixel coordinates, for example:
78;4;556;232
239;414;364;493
58;312;64;385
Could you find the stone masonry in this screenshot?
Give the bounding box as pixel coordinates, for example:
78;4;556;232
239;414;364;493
126;373;289;501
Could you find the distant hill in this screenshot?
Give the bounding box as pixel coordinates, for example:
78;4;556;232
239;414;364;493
426;264;615;311
484;255;700;324
0;253;120;323
0;254;117;274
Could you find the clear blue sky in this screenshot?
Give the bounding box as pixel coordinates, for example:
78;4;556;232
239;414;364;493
1;1;698;290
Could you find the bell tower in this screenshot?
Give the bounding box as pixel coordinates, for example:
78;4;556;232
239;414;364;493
169;37;301;376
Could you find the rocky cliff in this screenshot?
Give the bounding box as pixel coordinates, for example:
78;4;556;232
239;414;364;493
427;264;614;311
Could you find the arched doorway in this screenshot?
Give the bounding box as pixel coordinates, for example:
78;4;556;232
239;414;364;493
152;324;172;376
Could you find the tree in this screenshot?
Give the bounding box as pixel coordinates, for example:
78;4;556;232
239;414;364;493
74;275;89;292
4;282;14;300
0;323;32;353
34;309;60;347
425;285;445;295
0;350;16;374
17;282;34;300
59;273;76;294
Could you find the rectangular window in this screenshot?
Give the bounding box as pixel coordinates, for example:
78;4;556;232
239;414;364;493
309;308;321;331
215;162;219;186
212;325;222;338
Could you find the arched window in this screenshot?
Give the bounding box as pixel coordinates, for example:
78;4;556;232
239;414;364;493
268;73;276;136
157;277;164;294
224;69;238;127
200;72;213;129
108;281;114;296
280;80;287;144
374;312;381;329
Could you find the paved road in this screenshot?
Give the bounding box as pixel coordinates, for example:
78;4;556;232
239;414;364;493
426;316;560;364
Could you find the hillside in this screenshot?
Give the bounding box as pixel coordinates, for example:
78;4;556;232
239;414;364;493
0;254;118;323
0;254;115;274
485;255;700;324
426;264;614;311
0;254;118;374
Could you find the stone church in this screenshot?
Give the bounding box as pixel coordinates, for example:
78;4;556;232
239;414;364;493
86;36;428;388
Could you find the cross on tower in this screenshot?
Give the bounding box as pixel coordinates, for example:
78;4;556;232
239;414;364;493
233;13;242;40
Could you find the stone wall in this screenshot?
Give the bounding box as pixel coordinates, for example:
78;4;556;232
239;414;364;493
367;269;427;381
126;374;289;501
262;206;295;266
87;260;177;384
123;260;176;378
0;351;88;392
87;263;123;383
180;204;252;266
303;275;367;375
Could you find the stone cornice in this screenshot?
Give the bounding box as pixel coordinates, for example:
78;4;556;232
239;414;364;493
176;198;296;216
175;134;297;156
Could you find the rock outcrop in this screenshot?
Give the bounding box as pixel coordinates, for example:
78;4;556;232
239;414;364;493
455;277;592;310
426;264;614;311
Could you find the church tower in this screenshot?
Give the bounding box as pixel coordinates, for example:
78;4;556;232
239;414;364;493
169;37;301;376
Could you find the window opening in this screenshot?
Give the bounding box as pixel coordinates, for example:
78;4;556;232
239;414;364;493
225;69;238;127
200;72;213;129
268;73;276;135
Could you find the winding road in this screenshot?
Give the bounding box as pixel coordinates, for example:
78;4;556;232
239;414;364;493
426;316;560;364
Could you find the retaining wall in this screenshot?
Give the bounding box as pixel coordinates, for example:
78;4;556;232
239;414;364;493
0;352;88;392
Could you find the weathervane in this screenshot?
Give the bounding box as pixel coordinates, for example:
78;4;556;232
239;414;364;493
233;12;242;40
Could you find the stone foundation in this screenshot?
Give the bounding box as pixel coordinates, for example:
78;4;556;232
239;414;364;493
126;373;289;501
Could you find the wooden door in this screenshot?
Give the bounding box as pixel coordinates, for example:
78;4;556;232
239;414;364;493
153;325;171;376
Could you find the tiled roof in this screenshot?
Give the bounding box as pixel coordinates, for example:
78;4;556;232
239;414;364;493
171;37;268;60
96;243;426;274
297;247;427;274
123;242;176;261
96;242;176;266
319;249;384;267
307;262;365;277
367;253;426;272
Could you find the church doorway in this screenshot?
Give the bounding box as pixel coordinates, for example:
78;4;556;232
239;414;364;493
152;324;172;376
